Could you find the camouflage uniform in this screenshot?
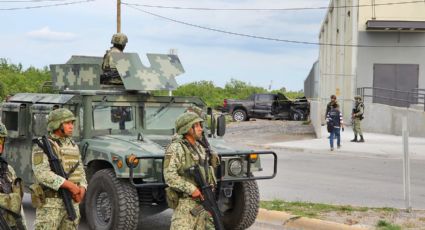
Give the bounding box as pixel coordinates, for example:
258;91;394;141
31;109;87;230
351;95;365;142
164;112;218;230
101;33;128;85
0;122;27;230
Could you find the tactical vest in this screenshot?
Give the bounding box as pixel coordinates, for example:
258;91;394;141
353;103;364;119
51;139;83;186
0;163;22;228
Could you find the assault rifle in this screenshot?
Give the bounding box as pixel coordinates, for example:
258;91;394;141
188;164;224;230
33;136;77;221
0;206;26;230
0;208;12;230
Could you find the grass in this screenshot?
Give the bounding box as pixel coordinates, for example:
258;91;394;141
260;199;395;219
376;220;401;230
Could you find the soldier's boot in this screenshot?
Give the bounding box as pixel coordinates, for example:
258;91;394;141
358;135;365;142
350;135;358;142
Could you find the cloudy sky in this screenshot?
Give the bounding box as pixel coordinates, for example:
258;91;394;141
2;0;330;91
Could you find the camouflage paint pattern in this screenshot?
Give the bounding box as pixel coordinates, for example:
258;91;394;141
50;64;101;90
0;165;27;229
112;53;184;91
34;198;80;230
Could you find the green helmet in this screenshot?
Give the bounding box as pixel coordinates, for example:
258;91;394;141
47;108;76;132
175;112;203;135
0;122;7;137
111;33;128;46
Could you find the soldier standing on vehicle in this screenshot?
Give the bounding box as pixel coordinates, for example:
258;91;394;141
0;122;27;230
101;33;128;85
351;95;365;142
31;108;87;229
164;112;219;230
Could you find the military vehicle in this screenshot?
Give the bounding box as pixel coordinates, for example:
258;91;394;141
0;52;277;229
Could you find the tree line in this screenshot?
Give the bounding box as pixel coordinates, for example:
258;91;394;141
0;61;304;108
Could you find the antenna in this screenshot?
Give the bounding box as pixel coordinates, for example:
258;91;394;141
117;0;121;33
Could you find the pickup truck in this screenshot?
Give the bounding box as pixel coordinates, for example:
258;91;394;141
222;93;309;122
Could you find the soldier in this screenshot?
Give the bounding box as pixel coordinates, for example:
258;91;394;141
0;122;27;230
351;95;365;142
31;108;87;230
101;33;128;85
164;112;219;230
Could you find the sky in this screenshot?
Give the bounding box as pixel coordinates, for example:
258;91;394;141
1;0;330;91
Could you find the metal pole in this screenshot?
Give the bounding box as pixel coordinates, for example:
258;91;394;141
402;115;412;212
117;0;121;33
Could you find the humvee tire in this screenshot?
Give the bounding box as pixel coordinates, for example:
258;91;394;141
85;168;139;230
222;180;260;230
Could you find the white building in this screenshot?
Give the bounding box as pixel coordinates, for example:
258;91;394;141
306;0;425;136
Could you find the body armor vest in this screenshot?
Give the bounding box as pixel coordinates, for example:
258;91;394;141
51;139;83;185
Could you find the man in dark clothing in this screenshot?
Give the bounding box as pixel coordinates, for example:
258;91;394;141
326;103;344;151
325;95;337;116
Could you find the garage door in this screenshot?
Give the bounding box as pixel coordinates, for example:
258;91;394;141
373;64;419;107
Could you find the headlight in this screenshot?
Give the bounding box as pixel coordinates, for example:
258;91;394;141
228;159;243;177
126;154;140;168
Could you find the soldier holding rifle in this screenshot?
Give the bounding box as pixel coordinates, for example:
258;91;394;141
0;122;27;230
31;108;87;229
164;111;221;230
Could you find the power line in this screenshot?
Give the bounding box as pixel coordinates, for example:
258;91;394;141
124;4;425;48
0;0;93;10
0;0;68;3
122;0;425;11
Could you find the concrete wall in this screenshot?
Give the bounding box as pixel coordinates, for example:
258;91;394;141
362;102;425;137
309;100;322;138
304;61;320;100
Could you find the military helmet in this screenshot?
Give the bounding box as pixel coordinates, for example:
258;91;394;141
354;95;362;101
0;122;7;137
111;33;128;46
47;108;76;132
175;112;203;135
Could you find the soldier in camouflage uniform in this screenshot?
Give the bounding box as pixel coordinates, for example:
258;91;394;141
31;108;87;230
101;33;128;85
164;112;219;230
351;95;365;142
0;122;27;230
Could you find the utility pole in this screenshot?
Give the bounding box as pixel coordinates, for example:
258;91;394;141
117;0;121;33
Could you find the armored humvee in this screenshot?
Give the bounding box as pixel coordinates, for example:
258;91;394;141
0;52;277;229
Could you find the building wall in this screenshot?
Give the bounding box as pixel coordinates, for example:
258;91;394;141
314;0;425;134
304;61;319;99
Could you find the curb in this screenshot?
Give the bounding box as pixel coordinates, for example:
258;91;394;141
256;208;370;230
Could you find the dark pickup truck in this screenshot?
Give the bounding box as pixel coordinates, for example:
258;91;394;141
222;93;310;121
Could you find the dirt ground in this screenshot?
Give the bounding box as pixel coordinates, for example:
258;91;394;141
225;119;425;229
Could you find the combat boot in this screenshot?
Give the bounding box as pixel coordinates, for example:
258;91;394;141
350;135;358;142
358;135;365;142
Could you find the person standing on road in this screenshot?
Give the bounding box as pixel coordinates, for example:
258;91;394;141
0;122;27;230
351;95;365;143
325;95;337;116
31;108;87;230
326;103;344;151
164;112;219;230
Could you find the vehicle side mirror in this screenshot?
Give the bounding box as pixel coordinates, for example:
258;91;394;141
207;107;212;115
207;107;215;137
216;114;226;137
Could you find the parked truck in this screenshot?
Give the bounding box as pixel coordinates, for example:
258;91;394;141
0;52;277;230
222;93;310;122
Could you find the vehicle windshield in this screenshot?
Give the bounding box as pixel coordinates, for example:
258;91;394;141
92;105;135;130
145;103;187;130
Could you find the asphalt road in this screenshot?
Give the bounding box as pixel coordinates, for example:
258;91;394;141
256;148;425;209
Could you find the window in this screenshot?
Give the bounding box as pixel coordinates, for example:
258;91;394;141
93;105;134;130
32;113;49;136
2;111;18;131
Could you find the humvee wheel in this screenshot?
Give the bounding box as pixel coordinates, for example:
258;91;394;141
85;168;139;230
222;180;260;230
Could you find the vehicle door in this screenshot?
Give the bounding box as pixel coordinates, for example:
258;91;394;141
277;94;291;118
252;94;274;116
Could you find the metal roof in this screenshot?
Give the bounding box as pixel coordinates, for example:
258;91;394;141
366;20;425;31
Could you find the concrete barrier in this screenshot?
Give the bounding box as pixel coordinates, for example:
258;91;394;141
362;102;425;137
309;100;322;138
